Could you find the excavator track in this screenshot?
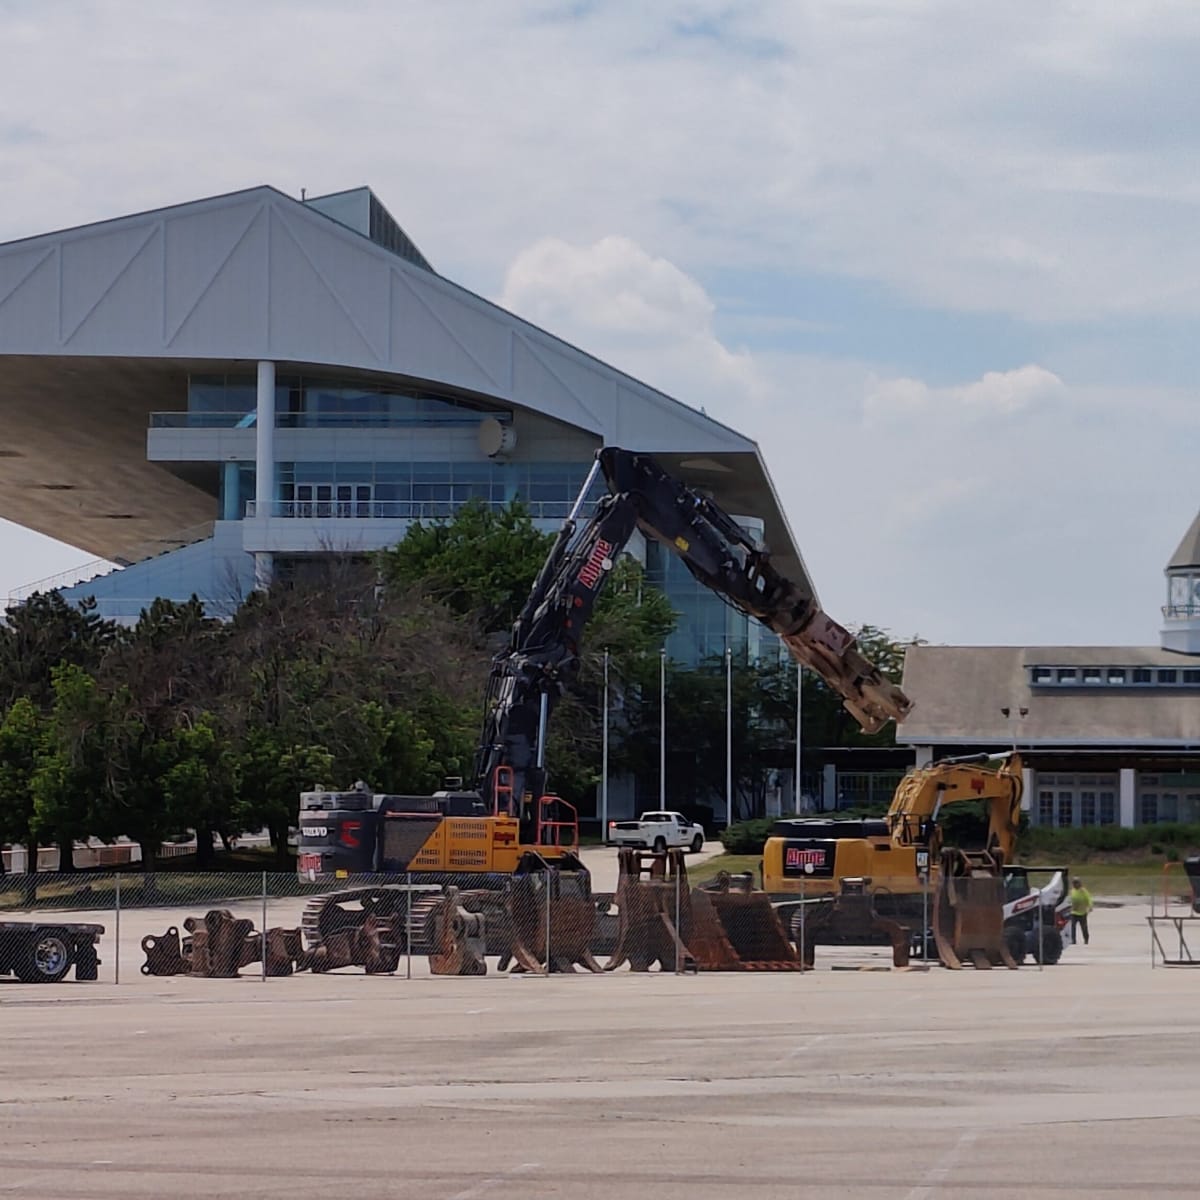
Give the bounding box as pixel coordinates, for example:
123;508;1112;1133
301;885;442;958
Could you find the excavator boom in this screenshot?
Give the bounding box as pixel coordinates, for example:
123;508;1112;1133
476;448;912;807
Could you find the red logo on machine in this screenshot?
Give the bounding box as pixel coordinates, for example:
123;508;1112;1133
577;539;615;590
492;829;517;846
786;847;826;869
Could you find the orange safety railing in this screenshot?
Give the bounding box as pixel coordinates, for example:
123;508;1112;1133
535;794;579;850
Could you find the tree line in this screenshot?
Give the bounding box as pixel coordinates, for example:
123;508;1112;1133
0;502;910;871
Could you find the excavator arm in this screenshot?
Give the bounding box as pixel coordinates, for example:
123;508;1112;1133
886;752;1024;864
475;448;912;808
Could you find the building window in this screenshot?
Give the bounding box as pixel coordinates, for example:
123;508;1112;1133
1056;668;1077;683
1099;793;1116;825
1082;666;1102;683
1132;668;1152;683
1038;792;1054;825
1160;794;1180;823
1184;670;1200;685
1140;794;1158;824
1159;669;1177;684
1080;792;1096;826
1031;667;1052;683
1106;669;1126;684
1057;794;1074;827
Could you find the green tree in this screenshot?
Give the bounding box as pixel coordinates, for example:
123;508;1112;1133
0;697;46;874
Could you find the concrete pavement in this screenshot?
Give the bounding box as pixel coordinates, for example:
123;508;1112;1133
2;898;1199;1197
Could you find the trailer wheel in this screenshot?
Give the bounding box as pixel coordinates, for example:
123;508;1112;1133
1004;926;1027;965
1034;927;1064;966
652;837;667;854
691;834;703;854
15;929;73;983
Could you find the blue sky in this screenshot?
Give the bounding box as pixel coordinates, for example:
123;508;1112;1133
0;1;1197;646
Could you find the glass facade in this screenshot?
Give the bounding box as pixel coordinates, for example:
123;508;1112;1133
269;460;599;520
1033;774;1118;828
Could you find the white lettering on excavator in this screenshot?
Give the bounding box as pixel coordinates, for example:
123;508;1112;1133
577;539;615;590
786;847;826;869
302;826;328;838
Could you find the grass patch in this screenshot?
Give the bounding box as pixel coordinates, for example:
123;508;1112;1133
687;854;761;887
689;853;1187;900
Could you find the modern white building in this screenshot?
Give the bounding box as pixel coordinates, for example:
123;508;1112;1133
897;512;1200;828
0;185;805;665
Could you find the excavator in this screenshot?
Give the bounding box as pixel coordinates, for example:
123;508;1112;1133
295;447;911;971
762;752;1039;968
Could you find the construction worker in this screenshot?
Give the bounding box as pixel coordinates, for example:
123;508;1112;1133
1069;877;1094;946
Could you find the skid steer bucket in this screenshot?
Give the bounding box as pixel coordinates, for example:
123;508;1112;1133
933;848;1017;970
506;851;603;973
424;887;488;976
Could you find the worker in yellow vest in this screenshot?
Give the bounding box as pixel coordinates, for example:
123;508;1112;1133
1069;877;1094;946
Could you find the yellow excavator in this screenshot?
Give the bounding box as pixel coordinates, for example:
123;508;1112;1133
762;753;1025;968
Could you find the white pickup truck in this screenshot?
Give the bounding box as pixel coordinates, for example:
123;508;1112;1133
606;811;705;853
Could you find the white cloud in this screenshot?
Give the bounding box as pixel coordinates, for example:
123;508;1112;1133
500;234;769;405
864;364;1066;425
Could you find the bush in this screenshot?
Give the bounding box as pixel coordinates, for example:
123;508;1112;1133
720;818;777;855
1018;822;1200;861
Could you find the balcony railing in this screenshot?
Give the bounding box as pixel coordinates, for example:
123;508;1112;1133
151;410;507;429
244;499;590;521
1163;604;1200;619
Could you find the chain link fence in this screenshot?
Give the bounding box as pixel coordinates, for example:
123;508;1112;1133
0;859;1063;983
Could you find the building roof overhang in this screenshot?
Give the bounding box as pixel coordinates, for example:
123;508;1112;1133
0;187;805;581
898;644;1200;747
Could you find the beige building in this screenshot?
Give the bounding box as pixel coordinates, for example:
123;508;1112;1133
897;510;1200;829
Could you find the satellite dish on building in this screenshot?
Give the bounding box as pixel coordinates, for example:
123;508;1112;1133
478;416;517;459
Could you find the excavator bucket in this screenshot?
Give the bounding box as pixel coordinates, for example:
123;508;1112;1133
505;851;603;973
933;849;1017;970
605;851;803;972
604;848;683;971
690;872;804;970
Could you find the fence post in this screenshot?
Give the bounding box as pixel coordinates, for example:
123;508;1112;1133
798;872;806;972
114;873;121;985
544;868;553;975
922;873;929;964
405;871;412;981
674;861;682;976
261;871;268;982
1036;894;1044;973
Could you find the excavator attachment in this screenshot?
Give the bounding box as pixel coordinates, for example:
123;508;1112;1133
423;887;488;976
505;851;603;973
605;850;803;972
933;849;1017;970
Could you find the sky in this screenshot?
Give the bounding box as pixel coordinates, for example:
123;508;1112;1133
0;0;1197;646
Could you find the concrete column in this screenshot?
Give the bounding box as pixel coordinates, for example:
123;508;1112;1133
1119;768;1136;828
1021;767;1034;813
254;361;275;589
913;745;933;769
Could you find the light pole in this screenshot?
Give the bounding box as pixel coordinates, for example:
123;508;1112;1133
725;643;733;829
601;649;610;838
659;647;667;809
794;662;803;814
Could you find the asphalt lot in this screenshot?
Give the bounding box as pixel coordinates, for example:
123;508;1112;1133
2;892;1199;1198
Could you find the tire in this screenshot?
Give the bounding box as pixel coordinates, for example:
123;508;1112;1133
1004;925;1027;965
74;941;99;981
1033;927;1064;966
652;837;667;854
691;834;704;854
15;929;73;983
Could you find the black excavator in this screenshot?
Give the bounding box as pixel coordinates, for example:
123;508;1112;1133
295;448;912;971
